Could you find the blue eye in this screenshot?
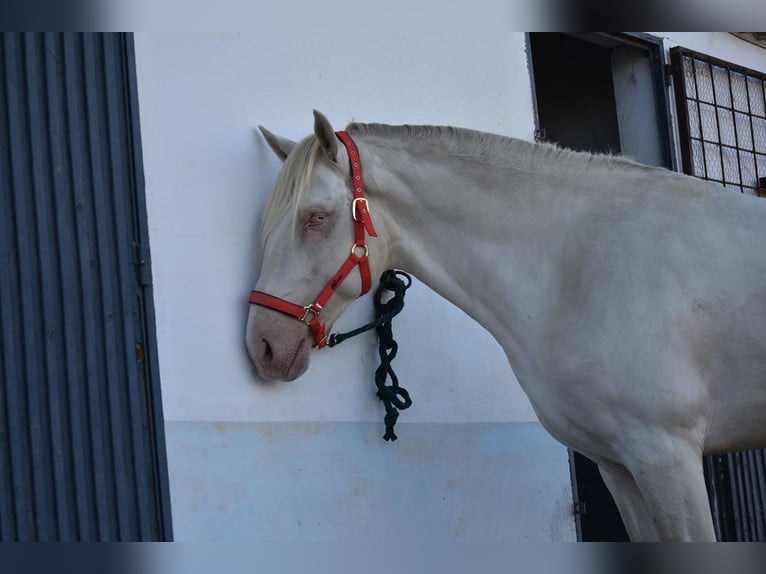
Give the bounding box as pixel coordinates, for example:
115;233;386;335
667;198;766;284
306;213;327;227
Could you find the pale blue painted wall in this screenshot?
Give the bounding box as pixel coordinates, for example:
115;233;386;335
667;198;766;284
166;421;575;541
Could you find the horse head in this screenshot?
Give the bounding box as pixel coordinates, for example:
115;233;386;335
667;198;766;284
246;111;388;381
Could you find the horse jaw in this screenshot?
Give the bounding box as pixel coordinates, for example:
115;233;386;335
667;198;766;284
245;308;313;382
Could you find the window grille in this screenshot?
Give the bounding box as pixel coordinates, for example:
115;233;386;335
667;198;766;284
671;46;766;197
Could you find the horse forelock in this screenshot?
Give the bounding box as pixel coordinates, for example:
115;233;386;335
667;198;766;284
259;135;321;253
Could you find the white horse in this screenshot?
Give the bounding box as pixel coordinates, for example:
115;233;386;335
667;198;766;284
245;110;766;541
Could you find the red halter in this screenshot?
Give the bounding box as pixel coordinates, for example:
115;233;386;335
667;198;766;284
249;131;378;348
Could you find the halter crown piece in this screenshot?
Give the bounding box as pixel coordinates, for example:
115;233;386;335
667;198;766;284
249;131;377;348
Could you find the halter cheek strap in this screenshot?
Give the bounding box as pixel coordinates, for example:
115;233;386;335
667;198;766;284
249;131;377;348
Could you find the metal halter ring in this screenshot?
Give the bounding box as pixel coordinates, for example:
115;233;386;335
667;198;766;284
351;243;369;258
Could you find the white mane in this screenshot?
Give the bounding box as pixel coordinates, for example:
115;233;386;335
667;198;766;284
346;122;661;176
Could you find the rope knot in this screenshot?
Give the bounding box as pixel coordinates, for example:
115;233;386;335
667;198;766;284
371;270;413;440
330;269;413;441
382;409;400;442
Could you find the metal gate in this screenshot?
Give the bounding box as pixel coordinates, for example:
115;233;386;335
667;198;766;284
0;33;172;540
670;45;766;541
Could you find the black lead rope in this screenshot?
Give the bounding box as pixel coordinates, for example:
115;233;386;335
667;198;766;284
328;269;413;441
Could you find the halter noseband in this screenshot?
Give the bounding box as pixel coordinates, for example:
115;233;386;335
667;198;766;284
248;131;378;348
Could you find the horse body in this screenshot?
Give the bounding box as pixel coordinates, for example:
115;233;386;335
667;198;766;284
247;112;766;541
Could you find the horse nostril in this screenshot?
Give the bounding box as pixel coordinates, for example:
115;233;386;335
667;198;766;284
263;339;273;363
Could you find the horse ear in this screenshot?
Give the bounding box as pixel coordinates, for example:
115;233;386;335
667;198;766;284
258;126;296;162
313;109;339;163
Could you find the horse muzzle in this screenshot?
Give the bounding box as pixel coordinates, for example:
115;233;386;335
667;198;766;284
246;310;312;381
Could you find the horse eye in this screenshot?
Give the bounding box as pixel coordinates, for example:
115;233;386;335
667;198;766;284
306;213;327;228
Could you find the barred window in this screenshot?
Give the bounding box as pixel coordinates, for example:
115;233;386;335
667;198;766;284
670;47;766;197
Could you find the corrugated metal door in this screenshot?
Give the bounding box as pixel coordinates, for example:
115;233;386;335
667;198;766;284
670;45;766;541
0;33;172;541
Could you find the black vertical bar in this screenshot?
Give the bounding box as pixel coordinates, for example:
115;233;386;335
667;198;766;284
643;36;676;170
725;67;745;190
743;68;759;193
704;456;725;540
690;57;710;179
706;59;727;186
755;78;766;183
670;49;694;176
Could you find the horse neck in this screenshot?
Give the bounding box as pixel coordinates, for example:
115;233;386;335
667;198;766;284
361;135;570;364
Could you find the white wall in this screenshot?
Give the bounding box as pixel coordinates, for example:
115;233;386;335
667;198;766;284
654;32;766;75
135;31;542;426
134;28;576;543
134;28;766;544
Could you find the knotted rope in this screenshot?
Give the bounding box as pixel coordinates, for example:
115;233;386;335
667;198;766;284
328;269;413;441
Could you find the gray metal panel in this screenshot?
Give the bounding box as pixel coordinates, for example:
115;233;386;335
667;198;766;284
0;32;171;541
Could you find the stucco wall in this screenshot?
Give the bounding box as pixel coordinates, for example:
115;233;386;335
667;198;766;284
134;29;576;542
655;32;766;75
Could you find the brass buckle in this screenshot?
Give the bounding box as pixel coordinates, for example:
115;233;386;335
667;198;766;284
352;197;369;221
301;305;320;324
